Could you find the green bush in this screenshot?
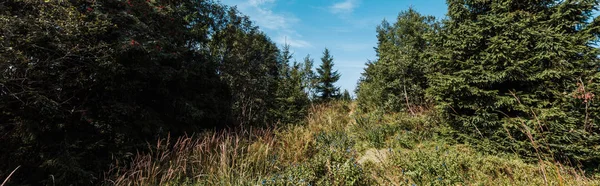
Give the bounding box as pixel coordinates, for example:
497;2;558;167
265;132;371;185
354;118;398;149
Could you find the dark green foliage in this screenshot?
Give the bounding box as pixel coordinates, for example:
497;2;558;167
0;0;299;184
0;0;229;184
428;0;600;169
270;45;311;125
356;8;437;112
315;48;341;101
206;9;281;126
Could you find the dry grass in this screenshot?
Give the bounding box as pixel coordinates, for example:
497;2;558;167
1;165;20;186
104;101;600;185
106;128;278;185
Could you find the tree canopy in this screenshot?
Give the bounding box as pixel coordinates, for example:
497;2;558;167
0;0;315;184
357;0;600;170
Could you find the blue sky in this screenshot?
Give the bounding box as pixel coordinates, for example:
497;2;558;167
219;0;448;96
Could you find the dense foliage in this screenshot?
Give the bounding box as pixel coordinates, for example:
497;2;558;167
357;0;600;171
271;45;312;125
0;0;315;184
429;0;600;169
357;8;437;112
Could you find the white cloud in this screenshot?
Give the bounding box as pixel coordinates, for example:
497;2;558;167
330;0;359;14
248;0;274;6
222;0;312;48
275;35;312;48
252;7;295;30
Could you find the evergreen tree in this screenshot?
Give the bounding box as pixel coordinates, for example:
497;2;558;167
341;89;352;101
288;60;311;121
301;54;318;100
315;48;341;101
356;8;437;112
428;0;600;168
0;0;285;184
271;45;310;124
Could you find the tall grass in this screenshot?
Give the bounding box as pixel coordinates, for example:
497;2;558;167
1;166;20;186
106;128;278;185
105;101;599;185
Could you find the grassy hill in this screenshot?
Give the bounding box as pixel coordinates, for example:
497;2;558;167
106;102;599;185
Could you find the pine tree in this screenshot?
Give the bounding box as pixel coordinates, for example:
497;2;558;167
428;0;600;168
315;48;341;101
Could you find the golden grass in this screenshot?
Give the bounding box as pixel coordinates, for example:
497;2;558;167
105;101;600;186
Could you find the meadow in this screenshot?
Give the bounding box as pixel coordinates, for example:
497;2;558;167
106;101;599;185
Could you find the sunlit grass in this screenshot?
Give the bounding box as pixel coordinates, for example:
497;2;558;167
105;101;600;185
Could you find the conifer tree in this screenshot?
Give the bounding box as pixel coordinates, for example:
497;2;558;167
271;45;310;124
301;55;318;100
315;48;341;101
356;8;437;112
341;89;352;101
428;0;600;167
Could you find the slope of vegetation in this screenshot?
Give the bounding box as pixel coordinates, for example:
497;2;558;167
106;101;599;185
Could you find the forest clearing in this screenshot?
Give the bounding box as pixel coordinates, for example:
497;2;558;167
1;0;600;185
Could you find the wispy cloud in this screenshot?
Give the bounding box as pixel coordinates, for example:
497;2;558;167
245;0;288;30
248;0;275;6
330;0;359;14
226;0;312;48
275;35;312;48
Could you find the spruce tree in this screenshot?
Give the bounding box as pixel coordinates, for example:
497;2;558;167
271;45;310;124
315;48;341;101
356;8;437;112
428;0;600;168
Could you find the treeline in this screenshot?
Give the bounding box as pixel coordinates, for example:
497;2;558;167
0;0;346;184
357;0;600;172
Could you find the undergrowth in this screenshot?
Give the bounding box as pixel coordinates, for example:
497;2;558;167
105;101;600;185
